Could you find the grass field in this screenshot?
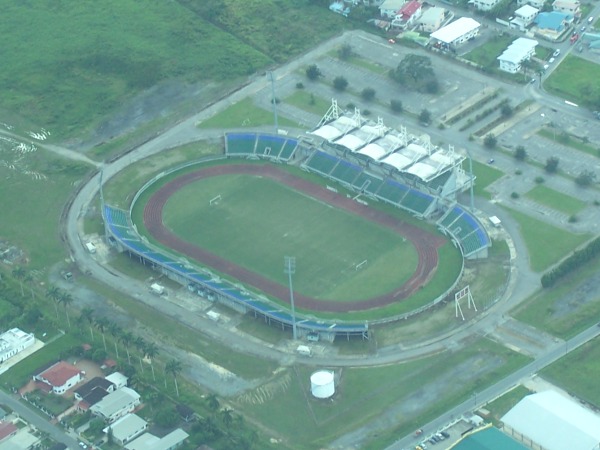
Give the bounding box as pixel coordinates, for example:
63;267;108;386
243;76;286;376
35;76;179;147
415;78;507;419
163;173;419;301
525;185;586;215
464;35;514;68
514;259;600;338
541;335;600;408
197;97;300;130
503;207;591;271
544;55;600;108
238;338;530;450
285;90;333;116
470;160;504;199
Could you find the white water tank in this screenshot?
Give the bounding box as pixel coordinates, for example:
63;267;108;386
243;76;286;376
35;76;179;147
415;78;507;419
311;370;335;399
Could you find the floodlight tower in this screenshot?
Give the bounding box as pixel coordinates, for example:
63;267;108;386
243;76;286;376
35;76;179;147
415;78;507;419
268;71;279;135
466;148;475;212
284;256;297;340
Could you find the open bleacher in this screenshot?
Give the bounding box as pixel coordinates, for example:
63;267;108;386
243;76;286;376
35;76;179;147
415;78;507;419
225;133;298;161
400;189;435;215
330;160;362;185
352;172;384;195
305;150;340;175
438;205;490;256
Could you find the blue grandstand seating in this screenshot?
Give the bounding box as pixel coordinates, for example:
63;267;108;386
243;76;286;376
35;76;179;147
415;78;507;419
255;135;286;156
438;205;490;255
400;189;434;215
305;151;340;174
376;180;409;204
278;139;298;160
225;133;257;155
330;160;361;185
352;173;384;194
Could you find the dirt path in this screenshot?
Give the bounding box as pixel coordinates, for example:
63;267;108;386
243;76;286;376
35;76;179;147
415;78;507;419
143;164;445;313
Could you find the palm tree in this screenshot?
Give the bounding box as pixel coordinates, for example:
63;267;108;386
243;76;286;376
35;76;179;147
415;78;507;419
144;342;158;381
59;291;73;328
206;394;220;412
120;331;134;365
80;307;95;340
45;286;61;319
220;408;233;429
134;337;146;372
24;272;35;298
12;266;26;297
108;322;121;359
95;317;109;351
165;359;182;397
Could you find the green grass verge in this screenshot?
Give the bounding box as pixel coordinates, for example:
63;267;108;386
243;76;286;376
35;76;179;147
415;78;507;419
513;259;600;338
541;335;600;408
163;173;419;301
197;97;300;130
524;185;586;215
544;55;600;108
537;127;600;158
484;385;532;426
502;207;591;272
0;147;93;269
469;160;504;199
238;338;530;450
464;35;514;68
285;90;332;116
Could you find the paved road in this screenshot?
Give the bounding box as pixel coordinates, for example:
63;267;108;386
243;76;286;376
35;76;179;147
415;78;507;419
0;390;80;449
387;323;600;450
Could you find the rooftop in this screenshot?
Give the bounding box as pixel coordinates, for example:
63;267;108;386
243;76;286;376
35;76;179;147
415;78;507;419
431;17;481;43
75;377;114;399
37;361;81;387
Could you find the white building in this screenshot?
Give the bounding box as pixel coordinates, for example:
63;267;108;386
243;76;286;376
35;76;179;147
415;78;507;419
90;387;141;422
34;361;82;395
470;0;501;11
502;391;600;450
497;38;538;73
510;5;539;31
125;429;189;450
517;0;544;8
104;414;148;446
430;17;481;47
553;0;580;15
0;328;35;363
418;7;446;32
379;0;406;18
105;372;128;389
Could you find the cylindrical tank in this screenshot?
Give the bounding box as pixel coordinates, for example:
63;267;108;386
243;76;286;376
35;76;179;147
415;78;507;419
311;370;335;398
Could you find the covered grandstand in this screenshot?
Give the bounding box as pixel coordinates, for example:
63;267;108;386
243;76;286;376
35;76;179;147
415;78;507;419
437;204;490;258
224;132;299;161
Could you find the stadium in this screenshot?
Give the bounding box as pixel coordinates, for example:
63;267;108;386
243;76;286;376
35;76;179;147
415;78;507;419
101;100;491;342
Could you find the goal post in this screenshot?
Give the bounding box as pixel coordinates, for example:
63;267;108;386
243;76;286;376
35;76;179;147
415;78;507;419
355;259;368;271
209;194;222;206
455;285;477;321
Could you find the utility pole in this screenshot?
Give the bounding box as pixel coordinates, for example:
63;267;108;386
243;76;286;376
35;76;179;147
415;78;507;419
284;256;297;340
268;71;279;135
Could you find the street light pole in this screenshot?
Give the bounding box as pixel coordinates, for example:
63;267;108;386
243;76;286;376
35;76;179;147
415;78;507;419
467;149;475;212
284;256;297;340
268;71;279;135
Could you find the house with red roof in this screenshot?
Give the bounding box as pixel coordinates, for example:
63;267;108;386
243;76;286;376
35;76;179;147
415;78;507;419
33;361;83;395
0;422;18;443
392;0;422;28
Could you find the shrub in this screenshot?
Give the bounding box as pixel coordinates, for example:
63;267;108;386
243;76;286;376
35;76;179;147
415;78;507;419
514;145;527;161
515;169;522;175
568;215;578;223
305;64;322;81
510;192;519;199
361;87;376;101
575;170;596;187
390;99;403;113
484;133;497;148
545;157;559;173
333;76;348;91
534;176;545;184
295;82;304;89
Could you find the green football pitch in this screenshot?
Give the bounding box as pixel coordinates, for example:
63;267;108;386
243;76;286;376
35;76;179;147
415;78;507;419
161;173;419;301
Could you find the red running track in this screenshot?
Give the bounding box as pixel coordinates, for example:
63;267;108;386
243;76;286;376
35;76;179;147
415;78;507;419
143;164;445;313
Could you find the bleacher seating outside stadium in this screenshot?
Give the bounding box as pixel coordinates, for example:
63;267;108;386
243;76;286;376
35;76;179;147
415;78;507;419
400;189;435;215
225;133;257;155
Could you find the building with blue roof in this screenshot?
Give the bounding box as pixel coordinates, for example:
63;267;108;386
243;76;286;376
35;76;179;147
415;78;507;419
534;11;573;39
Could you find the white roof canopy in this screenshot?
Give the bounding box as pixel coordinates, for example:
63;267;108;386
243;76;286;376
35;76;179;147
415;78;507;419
431;17;480;43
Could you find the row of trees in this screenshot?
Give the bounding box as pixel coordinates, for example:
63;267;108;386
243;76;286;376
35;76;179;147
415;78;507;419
541;236;600;288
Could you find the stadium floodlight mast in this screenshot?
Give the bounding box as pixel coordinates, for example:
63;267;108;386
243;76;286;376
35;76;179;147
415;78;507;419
466;148;475;212
268;71;279;135
284;256;297;340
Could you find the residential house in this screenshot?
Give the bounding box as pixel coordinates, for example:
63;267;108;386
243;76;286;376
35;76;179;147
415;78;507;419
379;0;406;18
392;0;422;28
126;429;189;450
34;361;82;395
90;387;141;423
470;0;501;11
105;372;128;389
517;0;545;8
0;328;35;363
176;404;195;423
553;0;580;15
0;422;18;444
418;7;446;32
535;11;573;38
74;377;115;401
430;17;481;48
497;38;538;73
510;5;539;30
103;414;148;446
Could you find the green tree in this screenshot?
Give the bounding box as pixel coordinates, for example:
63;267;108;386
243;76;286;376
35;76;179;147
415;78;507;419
484;133;497;148
59;291;73;328
514;145;527;161
305;64;322;81
501;103;514;118
575;170;596;187
12;267;26;297
419;109;432;125
390;54;438;93
338;44;353;60
166;359;183;397
46;286;61;320
145;342;159;381
361;87;376;101
155;407;179;428
95;317;109;351
220;408;233;429
108;322;122;359
333;76;348;91
120;331;134;365
206;394;220;412
80;307;95;340
545;156;559;173
134;336;146;372
390;99;403;113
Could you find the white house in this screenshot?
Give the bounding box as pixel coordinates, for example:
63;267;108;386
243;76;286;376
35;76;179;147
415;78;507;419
553;0;580;15
510;5;539;30
0;328;35;363
125;429;189;450
90;387;141;423
418;7;446;32
431;17;481;47
497;38;538;73
517;0;545;8
392;0;422;28
105;372;128;389
379;0;406;18
104;414;148;446
34;361;82;395
470;0;501;11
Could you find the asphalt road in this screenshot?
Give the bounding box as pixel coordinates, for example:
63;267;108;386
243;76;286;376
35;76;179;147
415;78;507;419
0;390;80;449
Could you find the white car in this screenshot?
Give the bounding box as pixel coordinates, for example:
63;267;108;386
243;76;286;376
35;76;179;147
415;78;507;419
543;64;550;70
549;57;555;63
588;16;594;23
553;49;560;57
